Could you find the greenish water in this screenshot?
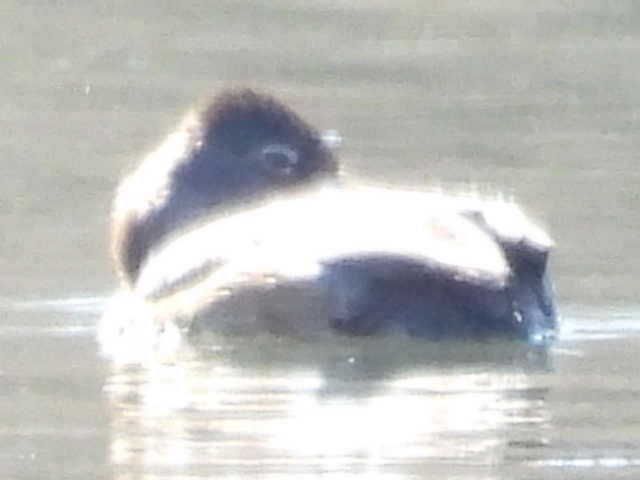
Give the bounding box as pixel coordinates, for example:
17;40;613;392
1;1;639;479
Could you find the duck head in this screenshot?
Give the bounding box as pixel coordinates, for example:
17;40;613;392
111;89;338;284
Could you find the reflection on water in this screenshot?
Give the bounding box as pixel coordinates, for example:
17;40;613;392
3;297;640;479
99;308;640;480
103;332;551;479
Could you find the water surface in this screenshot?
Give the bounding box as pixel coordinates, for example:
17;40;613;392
1;1;639;479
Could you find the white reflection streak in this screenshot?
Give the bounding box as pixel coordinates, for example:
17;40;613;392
270;393;434;458
106;358;327;470
269;372;538;463
533;457;640;468
105;358;543;478
107;361;199;467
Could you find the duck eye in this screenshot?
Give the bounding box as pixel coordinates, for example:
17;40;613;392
260;144;299;175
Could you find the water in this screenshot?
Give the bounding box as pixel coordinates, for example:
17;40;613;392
3;301;640;479
2;1;640;479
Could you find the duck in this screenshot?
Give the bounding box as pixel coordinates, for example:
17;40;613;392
101;89;557;349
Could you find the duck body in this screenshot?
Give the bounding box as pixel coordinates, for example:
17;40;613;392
128;185;557;343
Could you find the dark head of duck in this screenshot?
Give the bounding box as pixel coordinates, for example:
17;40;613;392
111;89;338;284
